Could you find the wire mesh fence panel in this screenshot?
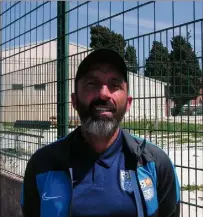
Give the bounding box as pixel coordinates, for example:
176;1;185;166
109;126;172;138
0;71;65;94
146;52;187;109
0;1;59;177
65;1;203;217
0;1;202;217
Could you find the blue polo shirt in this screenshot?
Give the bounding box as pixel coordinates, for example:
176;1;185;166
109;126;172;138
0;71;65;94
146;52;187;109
71;129;138;217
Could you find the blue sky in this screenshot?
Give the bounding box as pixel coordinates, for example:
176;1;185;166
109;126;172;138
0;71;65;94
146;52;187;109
1;1;203;68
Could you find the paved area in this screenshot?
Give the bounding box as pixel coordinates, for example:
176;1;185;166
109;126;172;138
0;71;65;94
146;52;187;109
180;191;203;217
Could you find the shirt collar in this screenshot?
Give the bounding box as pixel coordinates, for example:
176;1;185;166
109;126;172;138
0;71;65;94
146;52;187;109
97;129;123;168
72;127;123;168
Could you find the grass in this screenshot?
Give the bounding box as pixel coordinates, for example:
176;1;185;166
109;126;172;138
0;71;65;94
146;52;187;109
121;120;203;133
181;184;203;191
0;147;28;158
2;121;203;140
1;147;25;156
3;120;203;131
2;122;27;133
121;120;203;143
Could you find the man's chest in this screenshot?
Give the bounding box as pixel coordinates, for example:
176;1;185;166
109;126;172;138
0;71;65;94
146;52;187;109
71;153;138;217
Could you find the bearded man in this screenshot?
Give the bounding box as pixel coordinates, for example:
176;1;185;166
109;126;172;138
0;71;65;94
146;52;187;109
21;48;180;217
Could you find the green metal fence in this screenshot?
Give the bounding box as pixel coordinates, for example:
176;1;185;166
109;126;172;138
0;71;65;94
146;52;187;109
0;1;59;177
0;1;203;217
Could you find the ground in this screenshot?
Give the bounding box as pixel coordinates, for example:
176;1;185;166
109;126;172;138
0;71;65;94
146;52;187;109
0;128;202;217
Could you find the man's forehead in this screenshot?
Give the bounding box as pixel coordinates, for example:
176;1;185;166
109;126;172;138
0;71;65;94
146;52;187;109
86;62;124;78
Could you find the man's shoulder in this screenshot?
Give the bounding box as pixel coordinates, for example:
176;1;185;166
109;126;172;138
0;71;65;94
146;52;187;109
143;137;169;160
27;136;67;163
126;133;176;186
34;136;68;156
126;132;173;167
29;128;79;162
25;134;73;176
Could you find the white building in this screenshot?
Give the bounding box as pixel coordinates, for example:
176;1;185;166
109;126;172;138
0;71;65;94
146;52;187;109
126;72;167;121
1;40;167;123
1;40;87;123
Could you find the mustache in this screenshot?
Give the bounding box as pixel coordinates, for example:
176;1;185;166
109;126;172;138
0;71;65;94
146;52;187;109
89;98;116;112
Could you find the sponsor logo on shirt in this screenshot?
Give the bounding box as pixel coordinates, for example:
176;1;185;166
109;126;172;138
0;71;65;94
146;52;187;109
139;177;154;201
42;192;62;201
120;170;133;193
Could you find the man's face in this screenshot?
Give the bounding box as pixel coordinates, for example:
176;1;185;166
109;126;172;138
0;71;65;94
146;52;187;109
71;62;132;137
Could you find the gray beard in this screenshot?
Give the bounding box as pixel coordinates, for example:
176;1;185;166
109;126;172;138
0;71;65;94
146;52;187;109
81;117;119;137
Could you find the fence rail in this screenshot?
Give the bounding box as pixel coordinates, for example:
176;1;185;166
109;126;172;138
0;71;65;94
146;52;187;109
0;1;203;217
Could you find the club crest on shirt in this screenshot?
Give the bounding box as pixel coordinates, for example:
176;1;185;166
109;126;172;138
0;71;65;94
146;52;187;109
120;170;133;193
139;177;154;201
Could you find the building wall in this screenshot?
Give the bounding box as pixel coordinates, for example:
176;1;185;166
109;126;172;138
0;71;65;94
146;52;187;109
1;41;87;122
190;88;203;106
1;40;167;123
126;72;166;120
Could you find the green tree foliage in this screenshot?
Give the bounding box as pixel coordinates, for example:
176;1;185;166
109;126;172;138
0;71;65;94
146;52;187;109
144;41;171;82
90;25;126;56
125;45;138;73
169;34;202;115
90;25;137;73
144;33;202;116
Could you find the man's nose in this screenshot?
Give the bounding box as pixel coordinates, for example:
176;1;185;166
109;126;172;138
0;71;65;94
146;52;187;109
99;85;111;100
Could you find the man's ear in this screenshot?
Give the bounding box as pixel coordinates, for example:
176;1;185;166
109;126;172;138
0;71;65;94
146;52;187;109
71;93;77;110
126;95;133;113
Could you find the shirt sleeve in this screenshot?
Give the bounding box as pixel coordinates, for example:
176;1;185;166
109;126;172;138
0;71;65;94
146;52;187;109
156;151;180;217
20;156;41;217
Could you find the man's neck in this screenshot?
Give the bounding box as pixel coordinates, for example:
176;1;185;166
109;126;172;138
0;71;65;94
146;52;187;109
81;128;120;154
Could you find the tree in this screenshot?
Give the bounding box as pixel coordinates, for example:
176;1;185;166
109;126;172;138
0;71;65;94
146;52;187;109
169;34;202;116
144;41;171;83
125;45;138;73
90;25;126;56
90;25;137;73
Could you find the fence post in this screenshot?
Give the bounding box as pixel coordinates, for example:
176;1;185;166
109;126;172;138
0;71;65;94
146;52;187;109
57;1;69;139
0;2;3;145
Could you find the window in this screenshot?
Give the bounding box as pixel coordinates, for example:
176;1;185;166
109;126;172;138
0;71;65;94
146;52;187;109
12;84;23;90
34;83;46;91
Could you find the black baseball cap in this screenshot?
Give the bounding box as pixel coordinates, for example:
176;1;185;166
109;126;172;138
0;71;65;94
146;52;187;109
75;48;128;84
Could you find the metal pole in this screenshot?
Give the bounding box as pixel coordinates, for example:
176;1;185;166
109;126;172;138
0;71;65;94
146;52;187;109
57;1;69;139
64;1;69;136
0;2;3;145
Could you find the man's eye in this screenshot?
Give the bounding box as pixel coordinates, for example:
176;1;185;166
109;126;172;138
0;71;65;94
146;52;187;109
87;82;96;86
111;83;121;89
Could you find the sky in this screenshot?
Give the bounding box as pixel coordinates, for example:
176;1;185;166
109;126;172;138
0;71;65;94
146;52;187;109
1;1;203;69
